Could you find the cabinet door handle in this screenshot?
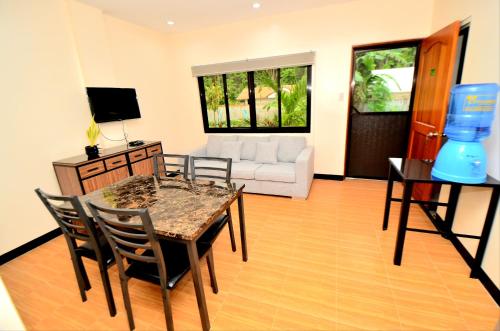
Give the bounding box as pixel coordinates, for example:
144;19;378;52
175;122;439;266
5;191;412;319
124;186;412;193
135;154;144;158
86;167;99;172
112;160;122;165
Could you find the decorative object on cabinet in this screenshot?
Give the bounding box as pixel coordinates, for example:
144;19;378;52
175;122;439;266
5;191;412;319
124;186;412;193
85;116;101;159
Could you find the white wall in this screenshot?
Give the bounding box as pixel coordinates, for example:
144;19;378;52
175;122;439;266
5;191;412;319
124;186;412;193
432;0;500;287
0;0;89;255
67;0;172;149
0;0;171;255
162;0;434;174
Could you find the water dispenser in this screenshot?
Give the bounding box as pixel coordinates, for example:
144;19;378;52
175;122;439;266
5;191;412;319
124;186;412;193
432;83;499;183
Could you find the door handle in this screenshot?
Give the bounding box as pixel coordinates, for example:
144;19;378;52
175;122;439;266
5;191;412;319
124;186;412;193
425;131;446;144
426;132;446;138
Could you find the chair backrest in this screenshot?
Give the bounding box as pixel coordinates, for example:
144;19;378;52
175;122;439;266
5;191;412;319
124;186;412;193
35;188;100;251
86;202;168;287
190;156;232;182
153;154;189;180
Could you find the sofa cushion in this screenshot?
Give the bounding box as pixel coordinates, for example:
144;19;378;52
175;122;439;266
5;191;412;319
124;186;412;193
238;136;269;160
270;136;306;163
231;161;263;180
255;142;278;164
220;141;242;162
206;135;237;157
254;162;296;183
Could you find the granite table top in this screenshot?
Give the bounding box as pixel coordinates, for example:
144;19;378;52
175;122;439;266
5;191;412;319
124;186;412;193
79;175;244;241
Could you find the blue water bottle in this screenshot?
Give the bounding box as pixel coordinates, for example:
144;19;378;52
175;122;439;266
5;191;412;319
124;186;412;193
432;83;499;183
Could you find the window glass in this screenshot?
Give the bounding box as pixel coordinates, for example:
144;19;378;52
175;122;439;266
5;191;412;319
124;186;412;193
198;65;311;132
203;75;227;128
254;69;279;127
280;66;308;127
226;72;250;128
353;47;417;112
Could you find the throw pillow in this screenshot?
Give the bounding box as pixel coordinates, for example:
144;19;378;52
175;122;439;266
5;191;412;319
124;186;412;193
239;136;270;160
206;135;237;157
270;136;306;162
220;141;242;162
255;142;278;164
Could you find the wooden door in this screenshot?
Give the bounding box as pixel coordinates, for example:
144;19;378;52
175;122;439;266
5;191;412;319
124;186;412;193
407;21;460;199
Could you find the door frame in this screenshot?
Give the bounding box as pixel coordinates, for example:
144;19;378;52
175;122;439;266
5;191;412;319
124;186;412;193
455;24;470;85
343;39;422;178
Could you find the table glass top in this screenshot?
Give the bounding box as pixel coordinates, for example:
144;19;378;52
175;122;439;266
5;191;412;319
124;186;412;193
79;175;244;240
389;158;500;186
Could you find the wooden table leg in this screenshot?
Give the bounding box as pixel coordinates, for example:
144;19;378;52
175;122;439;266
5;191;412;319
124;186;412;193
393;181;413;266
383;163;395;230
237;192;248;262
186;240;210;331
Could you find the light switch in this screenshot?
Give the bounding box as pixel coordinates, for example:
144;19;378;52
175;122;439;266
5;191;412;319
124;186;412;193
338;93;344;102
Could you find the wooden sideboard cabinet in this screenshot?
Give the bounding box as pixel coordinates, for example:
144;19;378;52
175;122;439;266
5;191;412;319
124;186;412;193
53;141;163;195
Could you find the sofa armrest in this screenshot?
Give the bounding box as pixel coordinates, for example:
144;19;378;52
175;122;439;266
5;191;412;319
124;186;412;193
294;146;314;198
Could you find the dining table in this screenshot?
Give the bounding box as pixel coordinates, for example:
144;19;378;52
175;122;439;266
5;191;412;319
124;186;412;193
77;175;248;331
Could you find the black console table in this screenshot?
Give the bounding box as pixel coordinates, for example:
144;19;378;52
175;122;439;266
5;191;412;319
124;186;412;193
383;158;500;278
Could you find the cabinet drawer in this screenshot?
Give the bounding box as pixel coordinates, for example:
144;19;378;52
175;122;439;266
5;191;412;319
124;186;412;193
82;167;129;193
129;149;146;162
105;155;127;170
78;161;105;179
131;158;154;176
147;144;162;157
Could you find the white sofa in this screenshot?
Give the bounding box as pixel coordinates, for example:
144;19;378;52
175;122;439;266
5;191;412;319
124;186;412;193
191;135;314;199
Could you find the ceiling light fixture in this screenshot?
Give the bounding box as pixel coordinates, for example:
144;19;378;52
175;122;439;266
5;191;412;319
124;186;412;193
167;20;175;25
252;2;261;9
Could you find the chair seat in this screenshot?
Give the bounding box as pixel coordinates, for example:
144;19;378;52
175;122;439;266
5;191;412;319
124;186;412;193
125;240;212;289
76;233;115;266
197;214;229;245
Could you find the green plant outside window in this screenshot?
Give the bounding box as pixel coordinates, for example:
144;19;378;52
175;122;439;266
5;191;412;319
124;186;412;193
198;65;311;133
353;47;417;112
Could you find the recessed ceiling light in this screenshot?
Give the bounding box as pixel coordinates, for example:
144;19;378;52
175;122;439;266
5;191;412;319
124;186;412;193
167;20;175;25
252;2;261;9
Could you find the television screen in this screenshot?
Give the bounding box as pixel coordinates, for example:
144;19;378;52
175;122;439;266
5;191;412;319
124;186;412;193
86;87;141;123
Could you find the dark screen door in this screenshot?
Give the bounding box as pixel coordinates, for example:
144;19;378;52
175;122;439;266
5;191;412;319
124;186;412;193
346;42;420;178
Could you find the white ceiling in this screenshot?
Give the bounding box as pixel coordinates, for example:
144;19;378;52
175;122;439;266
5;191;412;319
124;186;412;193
78;0;352;33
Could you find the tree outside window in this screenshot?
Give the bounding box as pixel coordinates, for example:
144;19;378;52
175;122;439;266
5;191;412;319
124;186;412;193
353;47;417;112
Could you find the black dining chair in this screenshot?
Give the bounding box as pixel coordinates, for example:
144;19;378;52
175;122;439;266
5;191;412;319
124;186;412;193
153;153;189;180
190;156;237;252
34;188;116;317
86;201;218;331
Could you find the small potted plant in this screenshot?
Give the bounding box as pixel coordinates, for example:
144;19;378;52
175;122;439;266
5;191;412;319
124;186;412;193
85;116;100;159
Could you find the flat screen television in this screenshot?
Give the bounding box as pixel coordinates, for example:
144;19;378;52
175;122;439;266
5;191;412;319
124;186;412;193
86;87;141;123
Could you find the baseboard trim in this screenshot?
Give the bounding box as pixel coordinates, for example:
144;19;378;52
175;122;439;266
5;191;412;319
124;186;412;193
314;174;345;181
0;228;62;265
419;204;500;305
